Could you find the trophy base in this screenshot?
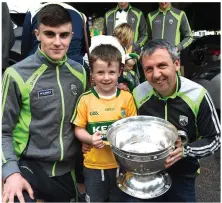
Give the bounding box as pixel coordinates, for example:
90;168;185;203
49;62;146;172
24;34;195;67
117;171;172;199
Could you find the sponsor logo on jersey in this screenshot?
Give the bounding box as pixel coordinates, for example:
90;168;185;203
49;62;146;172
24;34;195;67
154;19;161;24
105;108;115;111
93;126;108;133
90;111;99;116
38;89;53;97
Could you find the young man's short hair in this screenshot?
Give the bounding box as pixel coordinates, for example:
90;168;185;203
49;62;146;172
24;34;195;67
89;45;122;71
37;4;72;28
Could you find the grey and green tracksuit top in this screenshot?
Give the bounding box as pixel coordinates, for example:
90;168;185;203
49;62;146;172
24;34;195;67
2;48;86;180
147;6;193;52
103;4;148;51
133;76;220;176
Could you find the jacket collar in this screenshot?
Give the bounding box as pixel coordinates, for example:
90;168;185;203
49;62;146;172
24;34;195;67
153;73;181;100
35;45;67;67
116;4;131;12
159;4;172;13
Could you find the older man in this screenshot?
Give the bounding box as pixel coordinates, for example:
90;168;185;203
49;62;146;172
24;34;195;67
133;39;220;202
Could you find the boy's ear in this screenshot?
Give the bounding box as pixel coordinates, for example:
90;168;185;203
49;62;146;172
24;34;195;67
34;29;40;41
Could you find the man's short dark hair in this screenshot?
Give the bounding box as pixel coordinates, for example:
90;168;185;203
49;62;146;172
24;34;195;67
37;4;72;28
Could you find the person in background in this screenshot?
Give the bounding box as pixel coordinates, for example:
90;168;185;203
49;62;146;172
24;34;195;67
71;44;137;202
2;2;15;72
21;2;91;66
2;4;86;202
133;39;220;202
147;2;193;75
123;53;140;92
103;2;148;54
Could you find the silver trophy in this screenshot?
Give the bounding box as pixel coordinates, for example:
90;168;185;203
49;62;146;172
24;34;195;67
106;116;188;199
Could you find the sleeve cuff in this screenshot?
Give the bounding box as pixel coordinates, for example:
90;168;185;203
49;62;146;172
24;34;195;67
177;44;183;52
2;161;21;181
182;145;188;158
132;43;141;54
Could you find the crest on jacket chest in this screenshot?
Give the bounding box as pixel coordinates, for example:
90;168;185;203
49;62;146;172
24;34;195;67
179;115;188;126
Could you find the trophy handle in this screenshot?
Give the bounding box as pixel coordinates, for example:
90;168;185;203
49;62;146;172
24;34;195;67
177;130;188;145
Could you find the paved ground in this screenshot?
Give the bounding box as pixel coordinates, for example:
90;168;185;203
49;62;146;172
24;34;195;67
196;150;220;202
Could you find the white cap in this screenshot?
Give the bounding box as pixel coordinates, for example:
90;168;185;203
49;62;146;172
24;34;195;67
90;35;126;64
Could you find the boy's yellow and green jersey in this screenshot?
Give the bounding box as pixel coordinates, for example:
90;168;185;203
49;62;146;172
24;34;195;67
71;87;137;170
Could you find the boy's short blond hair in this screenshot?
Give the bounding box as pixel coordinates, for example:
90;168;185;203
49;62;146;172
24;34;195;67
113;23;134;48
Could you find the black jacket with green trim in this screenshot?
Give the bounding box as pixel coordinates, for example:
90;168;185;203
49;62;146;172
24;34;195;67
103;4;148;52
2;47;86;180
133;76;220;176
147;6;193;52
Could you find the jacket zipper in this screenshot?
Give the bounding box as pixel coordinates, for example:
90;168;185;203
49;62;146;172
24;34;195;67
52;66;65;176
162;13;166;39
164;100;167;120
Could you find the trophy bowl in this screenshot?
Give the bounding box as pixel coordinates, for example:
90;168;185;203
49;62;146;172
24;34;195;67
106;116;183;199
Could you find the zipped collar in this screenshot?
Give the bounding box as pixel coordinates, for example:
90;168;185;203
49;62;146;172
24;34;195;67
153;73;181;100
159;4;172;13
116;4;131;12
36;45;67;67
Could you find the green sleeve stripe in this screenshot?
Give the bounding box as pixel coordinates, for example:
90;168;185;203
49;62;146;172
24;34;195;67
82;66;87;91
195;88;207;115
183;37;193;49
170;11;181;46
2;151;7;163
56;66;65;161
2;68;25;118
148;13;153;30
133;89;153;109
2;74;10;118
151;11;160;22
170;10;180;21
2;70;10;92
131;10;141;43
26;64;48;92
70;90;91;123
106;10;116;25
177;92;196;117
65;63;86;90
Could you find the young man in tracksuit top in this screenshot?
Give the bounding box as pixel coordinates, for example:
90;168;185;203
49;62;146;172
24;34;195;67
133;39;220;202
21;2;91;66
103;2;148;54
147;3;193;52
147;2;193;75
2;4;86;202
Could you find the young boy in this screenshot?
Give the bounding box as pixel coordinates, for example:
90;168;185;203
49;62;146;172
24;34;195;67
71;44;137;202
123;53;140;92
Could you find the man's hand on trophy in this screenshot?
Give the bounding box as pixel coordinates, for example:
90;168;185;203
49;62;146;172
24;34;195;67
82;143;92;153
91;131;105;149
165;137;183;168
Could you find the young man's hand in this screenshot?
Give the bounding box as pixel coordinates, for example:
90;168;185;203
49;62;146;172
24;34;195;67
2;173;34;203
91;131;105;149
